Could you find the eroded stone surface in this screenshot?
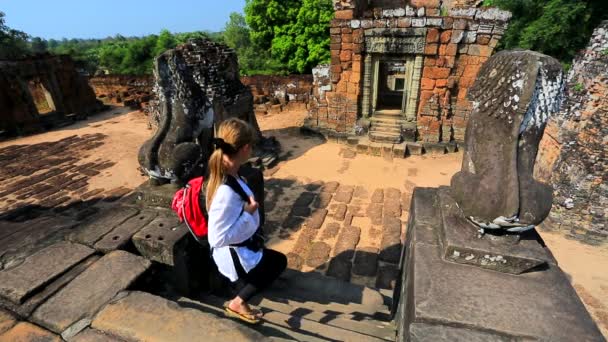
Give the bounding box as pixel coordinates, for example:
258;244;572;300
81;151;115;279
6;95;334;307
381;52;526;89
132;213;187;266
306;242;332;268
68;206;139;246
333;226;361;260
0;310;16;335
91;291;266;341
0;322;60;341
451;50;562;226
32;251;151;333
409;323;513;342
313;192;333;209
306;209;328;229
0;241;94;304
94;209;158;253
71;328;125;342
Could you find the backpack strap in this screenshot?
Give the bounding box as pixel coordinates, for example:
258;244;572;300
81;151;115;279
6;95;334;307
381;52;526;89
224;174;251;203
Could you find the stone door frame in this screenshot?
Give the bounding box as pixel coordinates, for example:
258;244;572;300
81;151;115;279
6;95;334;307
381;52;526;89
361;28;426;123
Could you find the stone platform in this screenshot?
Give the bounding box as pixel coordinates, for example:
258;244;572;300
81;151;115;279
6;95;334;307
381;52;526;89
395;187;605;341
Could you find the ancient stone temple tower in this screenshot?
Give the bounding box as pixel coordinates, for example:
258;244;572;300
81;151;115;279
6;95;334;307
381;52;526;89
306;0;511;146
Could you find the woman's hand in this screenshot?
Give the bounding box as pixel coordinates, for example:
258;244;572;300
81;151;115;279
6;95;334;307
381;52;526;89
244;196;259;214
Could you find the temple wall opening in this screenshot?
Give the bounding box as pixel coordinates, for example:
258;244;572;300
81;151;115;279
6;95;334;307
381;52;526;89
306;0;512;146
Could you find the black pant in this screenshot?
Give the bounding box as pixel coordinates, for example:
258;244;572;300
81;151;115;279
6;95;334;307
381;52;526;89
230;248;287;301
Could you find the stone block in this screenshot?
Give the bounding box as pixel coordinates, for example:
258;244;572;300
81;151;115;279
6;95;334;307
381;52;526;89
32;251;151;334
412;18;426;28
406;143;423;156
437;188;555;274
440;31;452;44
313;192;333;209
334;10;354;20
94;209;158;253
291;206;312;217
306;209;328;229
331;203;348;221
282;216;305;231
0;255;101;318
321;181;340;193
306;242;332;268
133;182;177;208
68;206;139;247
321;222;341;240
0;310;16;335
0;241;94;304
132;214;187;266
426;29;439;43
423;143;446;155
71;328;125;342
424;44;438;55
385;188;401;200
408;323;513;341
371;189;384;204
327;257;352;282
0;322;60;342
333;226;361;260
91;291;265;341
405;240;604;341
366;203;383;225
334;190;353;204
352;247;379;276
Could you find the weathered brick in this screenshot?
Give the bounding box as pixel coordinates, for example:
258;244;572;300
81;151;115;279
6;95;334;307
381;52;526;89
426;28;440;43
334;10;353;20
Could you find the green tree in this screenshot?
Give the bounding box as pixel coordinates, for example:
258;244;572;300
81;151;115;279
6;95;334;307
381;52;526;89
485;0;608;66
244;0;300;50
244;0;333;74
154;29;177;57
29;37;48;54
223;12;287;75
272;0;333;73
0;11;29;59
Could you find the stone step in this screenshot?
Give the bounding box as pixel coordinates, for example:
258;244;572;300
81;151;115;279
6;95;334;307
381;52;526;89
31;251;151;336
91;291;266;342
276;269;389;310
0;241;94;305
369;132;402;144
184;295;391;342
370;116;407;124
370;125;401;135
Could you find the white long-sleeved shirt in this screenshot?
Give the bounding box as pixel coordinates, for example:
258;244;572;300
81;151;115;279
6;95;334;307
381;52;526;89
207;178;262;282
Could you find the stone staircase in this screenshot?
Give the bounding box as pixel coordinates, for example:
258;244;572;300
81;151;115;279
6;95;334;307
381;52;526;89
368;111;406;144
186;269;397;341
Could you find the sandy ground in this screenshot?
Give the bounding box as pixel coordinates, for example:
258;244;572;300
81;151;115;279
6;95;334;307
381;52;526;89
1;107;606;337
0;106;150;193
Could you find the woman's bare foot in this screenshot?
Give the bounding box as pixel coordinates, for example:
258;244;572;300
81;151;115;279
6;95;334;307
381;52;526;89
228;296;263;319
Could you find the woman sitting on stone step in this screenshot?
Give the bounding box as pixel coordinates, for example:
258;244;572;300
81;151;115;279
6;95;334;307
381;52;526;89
206;118;287;324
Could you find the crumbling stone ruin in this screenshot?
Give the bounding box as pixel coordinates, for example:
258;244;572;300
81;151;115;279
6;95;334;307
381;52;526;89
451;50;563;230
536;21;608;244
138;39;278;184
242;75;313;115
0;54;103;135
395;50;604;341
306;0;511;149
89;75;154;111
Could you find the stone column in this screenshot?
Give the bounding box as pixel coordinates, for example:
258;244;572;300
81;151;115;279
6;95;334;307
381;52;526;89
361;54;373;118
405;55;423;122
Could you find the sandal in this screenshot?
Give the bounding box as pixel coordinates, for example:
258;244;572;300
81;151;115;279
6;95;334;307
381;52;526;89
224;306;262;324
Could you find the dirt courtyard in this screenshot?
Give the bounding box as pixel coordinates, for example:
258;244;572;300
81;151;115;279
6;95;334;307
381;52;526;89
0;107;606;338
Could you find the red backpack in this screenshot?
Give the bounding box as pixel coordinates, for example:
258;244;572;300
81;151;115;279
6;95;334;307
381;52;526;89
171;176;207;242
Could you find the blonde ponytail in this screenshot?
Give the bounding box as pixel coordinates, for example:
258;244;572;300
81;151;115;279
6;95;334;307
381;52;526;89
205;118;256;210
206;148;225;211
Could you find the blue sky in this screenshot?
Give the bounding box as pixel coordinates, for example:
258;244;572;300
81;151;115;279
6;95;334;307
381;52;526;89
2;0;246;40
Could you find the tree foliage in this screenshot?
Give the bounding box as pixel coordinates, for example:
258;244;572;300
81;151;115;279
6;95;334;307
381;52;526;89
485;0;608;67
244;0;333;74
0;11;29;59
223;12;287;75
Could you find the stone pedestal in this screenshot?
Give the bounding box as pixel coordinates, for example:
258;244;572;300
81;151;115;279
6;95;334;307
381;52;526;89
394;188;604;341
